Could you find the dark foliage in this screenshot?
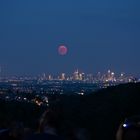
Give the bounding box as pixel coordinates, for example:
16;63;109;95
0;82;140;140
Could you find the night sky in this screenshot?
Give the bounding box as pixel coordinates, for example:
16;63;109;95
0;0;140;76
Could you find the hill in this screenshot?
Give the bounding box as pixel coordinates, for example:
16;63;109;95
0;82;140;140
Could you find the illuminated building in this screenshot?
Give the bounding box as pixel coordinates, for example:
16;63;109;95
61;73;66;80
79;73;85;81
73;70;79;80
79;73;83;80
48;75;52;80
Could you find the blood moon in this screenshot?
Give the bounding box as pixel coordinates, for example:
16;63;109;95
58;45;68;55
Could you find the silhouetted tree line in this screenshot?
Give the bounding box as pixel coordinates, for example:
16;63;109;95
0;82;140;140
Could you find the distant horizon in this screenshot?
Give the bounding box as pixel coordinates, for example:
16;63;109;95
0;68;139;78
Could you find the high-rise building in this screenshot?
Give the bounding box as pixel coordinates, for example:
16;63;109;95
81;73;85;81
61;73;66;80
73;70;79;80
48;75;52;80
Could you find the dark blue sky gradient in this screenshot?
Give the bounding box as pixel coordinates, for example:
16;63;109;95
0;0;140;76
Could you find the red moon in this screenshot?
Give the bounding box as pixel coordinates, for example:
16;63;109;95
58;45;68;55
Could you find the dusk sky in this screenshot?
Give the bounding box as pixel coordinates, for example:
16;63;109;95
0;0;140;76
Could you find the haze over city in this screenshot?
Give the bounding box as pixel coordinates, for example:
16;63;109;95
0;0;140;76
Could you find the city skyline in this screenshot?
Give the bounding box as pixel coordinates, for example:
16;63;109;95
0;64;139;77
0;0;140;76
0;68;137;80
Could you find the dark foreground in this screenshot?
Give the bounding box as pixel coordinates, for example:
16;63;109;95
0;82;140;140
